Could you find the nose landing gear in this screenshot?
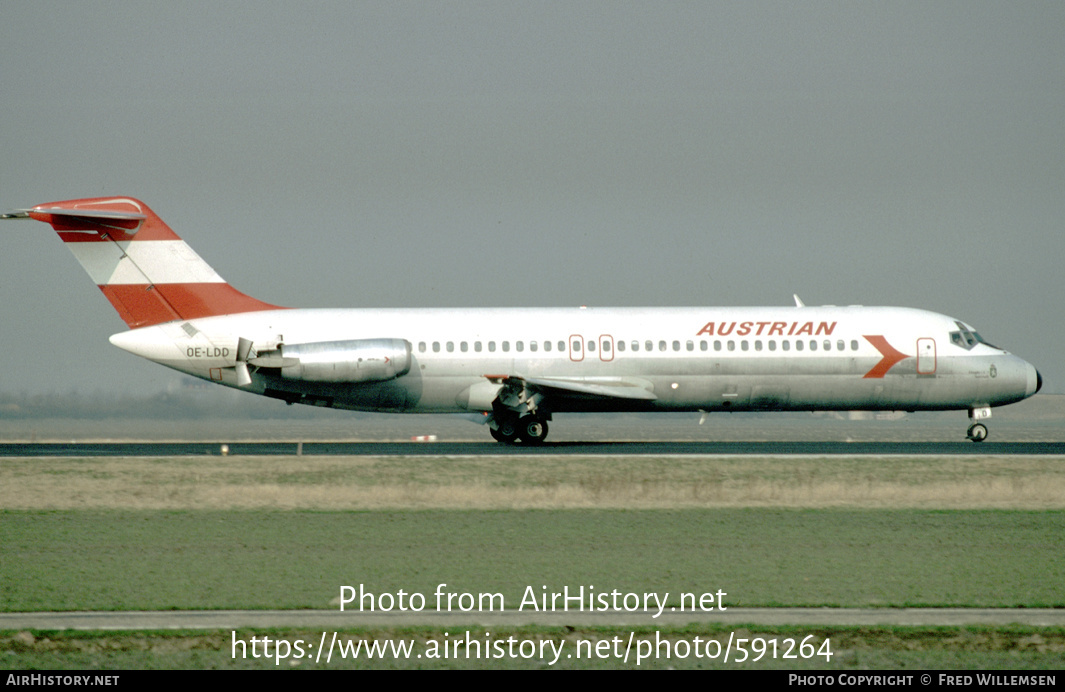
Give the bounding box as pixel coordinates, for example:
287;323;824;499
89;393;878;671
967;407;991;442
966;422;988;442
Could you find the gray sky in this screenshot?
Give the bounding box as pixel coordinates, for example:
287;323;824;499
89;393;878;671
2;1;1062;395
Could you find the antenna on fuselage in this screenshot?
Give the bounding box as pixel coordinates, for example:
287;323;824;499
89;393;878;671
793;294;805;308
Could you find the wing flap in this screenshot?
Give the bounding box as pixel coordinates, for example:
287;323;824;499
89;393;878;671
521;376;658;401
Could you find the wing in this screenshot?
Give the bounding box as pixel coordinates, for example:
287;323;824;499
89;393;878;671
473;374;657;416
515;375;658;401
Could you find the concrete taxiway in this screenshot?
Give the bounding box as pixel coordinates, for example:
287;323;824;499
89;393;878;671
2;440;1064;457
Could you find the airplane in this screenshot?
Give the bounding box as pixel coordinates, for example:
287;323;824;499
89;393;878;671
3;196;1042;444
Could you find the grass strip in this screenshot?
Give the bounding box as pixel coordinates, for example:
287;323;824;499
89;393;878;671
3;509;1064;611
3;626;1064;670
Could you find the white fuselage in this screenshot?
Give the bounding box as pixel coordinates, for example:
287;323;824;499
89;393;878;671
109;304;1041;415
12;196;1041;444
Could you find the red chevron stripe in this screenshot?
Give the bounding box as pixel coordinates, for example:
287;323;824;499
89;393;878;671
863;335;909;378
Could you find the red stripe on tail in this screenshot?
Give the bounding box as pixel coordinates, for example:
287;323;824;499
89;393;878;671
100;283;283;329
29;197;285;328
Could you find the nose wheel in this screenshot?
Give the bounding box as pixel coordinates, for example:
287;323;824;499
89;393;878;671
967;422;988;442
967;406;991;443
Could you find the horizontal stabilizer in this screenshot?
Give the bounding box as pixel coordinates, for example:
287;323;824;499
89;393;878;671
7;207;147;221
6;206;147;233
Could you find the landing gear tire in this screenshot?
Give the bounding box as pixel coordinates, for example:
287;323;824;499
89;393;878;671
490;416;520;444
967;423;988;443
518;416;549;445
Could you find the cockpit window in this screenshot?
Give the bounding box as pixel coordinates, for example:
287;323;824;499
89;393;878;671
950;330;976;350
950;321;999;350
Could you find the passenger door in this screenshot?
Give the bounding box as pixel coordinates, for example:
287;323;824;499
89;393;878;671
917;338;936;375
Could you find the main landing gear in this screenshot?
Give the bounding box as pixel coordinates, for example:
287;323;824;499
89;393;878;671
487;377;550;445
489;413;549;445
966;406;991;442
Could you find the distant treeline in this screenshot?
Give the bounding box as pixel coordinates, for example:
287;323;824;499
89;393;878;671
0;388;351;420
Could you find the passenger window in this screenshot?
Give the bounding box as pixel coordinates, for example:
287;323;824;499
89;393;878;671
714;340;722;351
488;341;496;352
700;340;708;351
617;341;625;352
824;340;831;351
741;341;749;351
783;340;790;351
603;340;612;352
631;341;639;352
727;341;735;351
659;341;667;351
516;341;524;352
572;340;582;352
837;340;845;351
795;341;803;351
755;340;762;351
558;341;565;351
588;340;596;352
672;340;680;351
503;341;510;352
530;341;538;352
809;340;817;351
544;341;551;352
769;341;776;351
419;342;426;353
851;340;859;351
447;342;454;352
475;341;482;352
645;340;653;351
686;340;694;352
433;342;441;353
460;341;468;352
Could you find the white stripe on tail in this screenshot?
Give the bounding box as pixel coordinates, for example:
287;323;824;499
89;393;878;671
15;197;283;328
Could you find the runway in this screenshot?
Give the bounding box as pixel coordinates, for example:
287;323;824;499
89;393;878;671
4;608;1065;631
3;440;1065;456
5;416;1064;637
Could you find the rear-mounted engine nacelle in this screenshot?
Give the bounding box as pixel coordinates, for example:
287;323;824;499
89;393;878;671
278;338;411;383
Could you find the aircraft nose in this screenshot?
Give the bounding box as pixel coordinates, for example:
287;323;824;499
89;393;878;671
1027;363;1042;397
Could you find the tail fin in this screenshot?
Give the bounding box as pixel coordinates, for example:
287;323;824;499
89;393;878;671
7;197;283;328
